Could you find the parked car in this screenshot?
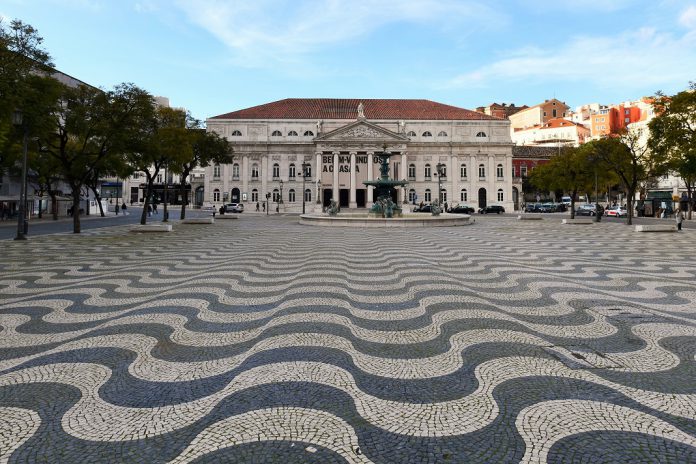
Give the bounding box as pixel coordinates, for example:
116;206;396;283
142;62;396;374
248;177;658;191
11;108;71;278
448;204;475;214
224;203;244;213
478;205;505;214
605;205;628;217
413;204;431;213
524;203;542;213
575;204;604;216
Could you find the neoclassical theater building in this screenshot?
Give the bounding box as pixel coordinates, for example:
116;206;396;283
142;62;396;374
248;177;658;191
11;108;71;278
204;99;515;211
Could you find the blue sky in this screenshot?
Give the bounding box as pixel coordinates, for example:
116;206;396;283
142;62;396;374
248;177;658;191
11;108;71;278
2;0;695;121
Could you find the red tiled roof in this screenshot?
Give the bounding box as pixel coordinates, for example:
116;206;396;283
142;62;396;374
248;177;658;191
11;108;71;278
210;98;500;121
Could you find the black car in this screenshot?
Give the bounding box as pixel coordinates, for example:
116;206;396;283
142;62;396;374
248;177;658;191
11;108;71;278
413;204;432;213
478;205;505;214
448;205;475;214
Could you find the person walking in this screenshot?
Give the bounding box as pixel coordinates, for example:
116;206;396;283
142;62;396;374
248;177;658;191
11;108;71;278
147;204;152;217
153;203;158;214
676;208;684;231
262;203;265;213
256;202;260;212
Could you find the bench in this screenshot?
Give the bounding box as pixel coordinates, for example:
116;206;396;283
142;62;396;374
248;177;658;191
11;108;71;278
517;215;543;220
635;225;677;233
181;217;214;224
562;218;594;225
129;224;172;233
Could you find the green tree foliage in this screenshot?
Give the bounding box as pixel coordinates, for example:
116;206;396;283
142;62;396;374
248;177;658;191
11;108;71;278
649;82;696;219
0;18;54;175
529;146;604;218
168;118;232;220
587;129;666;225
38;83;155;232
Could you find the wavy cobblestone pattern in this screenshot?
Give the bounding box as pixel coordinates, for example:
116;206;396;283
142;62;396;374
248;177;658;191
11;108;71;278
1;216;696;463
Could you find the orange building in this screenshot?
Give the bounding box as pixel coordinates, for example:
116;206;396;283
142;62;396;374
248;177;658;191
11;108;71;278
590;102;646;137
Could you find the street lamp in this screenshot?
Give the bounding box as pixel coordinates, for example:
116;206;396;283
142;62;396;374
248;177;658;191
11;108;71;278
12;110;29;240
278;179;284;213
436;163;445;206
302;162;310;214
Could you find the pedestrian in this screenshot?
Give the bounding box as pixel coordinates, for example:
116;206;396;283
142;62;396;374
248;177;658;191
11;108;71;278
153;203;158;214
262;203;265;212
147;204;152;217
256;202;260;212
121;203;127;212
676;208;684;231
444;201;449;212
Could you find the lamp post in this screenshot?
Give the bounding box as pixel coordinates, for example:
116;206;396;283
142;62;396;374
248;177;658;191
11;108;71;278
278;179;284;213
302;162;309;214
436;163;445;206
12;110;28;240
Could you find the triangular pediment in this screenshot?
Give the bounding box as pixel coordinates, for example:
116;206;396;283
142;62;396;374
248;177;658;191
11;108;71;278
315;120;409;143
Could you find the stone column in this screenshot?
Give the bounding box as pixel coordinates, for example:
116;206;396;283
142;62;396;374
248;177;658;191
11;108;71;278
242;155;249;203
315;152;322;204
401;152;408;203
470;154;477;207
366;151;374;207
261;155;268;205
332;151;339;202
450;155;458;205
349;151;357;208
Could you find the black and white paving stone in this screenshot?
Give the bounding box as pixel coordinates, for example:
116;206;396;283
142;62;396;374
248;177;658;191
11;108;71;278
1;215;695;463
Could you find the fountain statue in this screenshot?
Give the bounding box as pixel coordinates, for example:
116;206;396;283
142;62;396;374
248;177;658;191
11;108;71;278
363;146;409;218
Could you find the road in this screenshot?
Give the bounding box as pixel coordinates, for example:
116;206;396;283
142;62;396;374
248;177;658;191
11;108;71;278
0;206;212;240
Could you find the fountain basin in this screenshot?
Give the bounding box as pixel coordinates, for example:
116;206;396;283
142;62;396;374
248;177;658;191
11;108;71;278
299;213;472;228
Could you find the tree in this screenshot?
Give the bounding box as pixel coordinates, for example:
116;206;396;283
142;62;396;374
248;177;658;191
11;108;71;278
0;19;54;177
168;118;232;220
38;83;155;232
649;83;696;219
587;130;666;225
529;146;603;218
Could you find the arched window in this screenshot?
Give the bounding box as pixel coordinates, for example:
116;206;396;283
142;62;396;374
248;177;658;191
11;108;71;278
288;130;298;136
460;164;467;178
252;189;258;202
438;131;448;137
407;131;416;137
232;163;240;179
304;165;312;178
213;188;220;202
476;131;487;137
272;188;280;202
424;189;432;202
460;189;468;202
438;165;447;178
231;130;242;136
409;188;416;203
251;164;259;178
303;130;314;136
272;163;280;178
424;164;432;179
422;131;432;137
213;164;221;178
304;189;312;202
478;164;485;178
289;164;296;178
497;189;504;202
271;130;282;136
408;164;416;179
288;189;296;203
496;164;504;178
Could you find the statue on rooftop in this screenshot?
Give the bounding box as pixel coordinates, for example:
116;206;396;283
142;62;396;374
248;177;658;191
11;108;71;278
357;102;365;119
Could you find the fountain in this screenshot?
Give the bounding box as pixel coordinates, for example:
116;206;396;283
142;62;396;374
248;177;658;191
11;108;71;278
363;148;408;218
299;146;472;228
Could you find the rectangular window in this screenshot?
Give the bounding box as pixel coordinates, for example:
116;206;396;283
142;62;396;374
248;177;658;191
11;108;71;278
521;166;528;177
460;165;467;178
625;117;630;123
424;190;432;202
552;109;557;117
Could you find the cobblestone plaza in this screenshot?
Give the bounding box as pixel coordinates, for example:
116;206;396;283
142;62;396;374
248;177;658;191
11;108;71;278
1;216;695;463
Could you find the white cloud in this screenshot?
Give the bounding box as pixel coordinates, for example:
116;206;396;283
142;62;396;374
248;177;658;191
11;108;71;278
679;5;696;28
441;27;696;93
173;0;502;68
516;0;632;13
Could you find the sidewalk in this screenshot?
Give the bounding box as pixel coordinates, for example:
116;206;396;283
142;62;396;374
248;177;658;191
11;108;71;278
0;209;133;228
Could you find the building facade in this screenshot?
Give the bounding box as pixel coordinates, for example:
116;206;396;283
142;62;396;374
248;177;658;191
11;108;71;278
204;99;514;212
508;99;570;131
512;118;590;147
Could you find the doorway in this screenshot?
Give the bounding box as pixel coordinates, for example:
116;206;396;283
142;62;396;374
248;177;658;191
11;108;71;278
356;189;366;208
339;189;350;208
323;189;332;207
231;188;240;203
478;188;487;208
